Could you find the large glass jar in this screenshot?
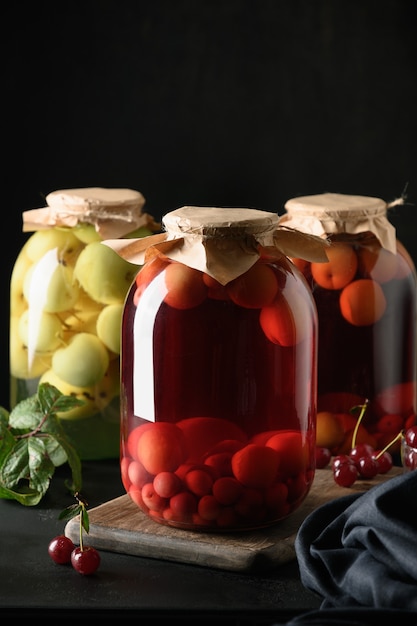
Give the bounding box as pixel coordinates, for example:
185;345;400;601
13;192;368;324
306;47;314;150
110;206;328;532
10;187;160;460
279;193;417;461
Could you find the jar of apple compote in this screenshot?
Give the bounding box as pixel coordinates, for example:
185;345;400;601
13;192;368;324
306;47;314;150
279;193;417;463
10;187;160;460
107;206;328;532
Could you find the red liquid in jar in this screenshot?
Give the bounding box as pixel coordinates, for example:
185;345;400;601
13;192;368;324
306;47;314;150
294;238;417;458
120;255;317;531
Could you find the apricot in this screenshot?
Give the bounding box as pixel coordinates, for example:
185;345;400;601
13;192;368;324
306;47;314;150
135;254;169;289
335;424;377;455
290;258;309;273
357;245;397;284
373;382;416;418
376;414;404;435
198;495;221;521
311;242;358;290
163;262;207;309
250;430;281;445
126;422;154;460
184;468;214;496
226;262;278;309
395;241;414;279
202;273;230;300
169;491;198;520
316;411;345;449
259;289;311;346
266;430;309;476
231;444;279;488
137;422;187;474
373;431;402;455
339;278;386;326
318;392;365;414
176;416;247;462
204;452;234;477
212;476;243;505
120;456;131;491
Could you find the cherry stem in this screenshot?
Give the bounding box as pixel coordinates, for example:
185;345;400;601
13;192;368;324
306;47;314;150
351;399;369;450
73;492;89;552
79;508;84;552
375;430;404;459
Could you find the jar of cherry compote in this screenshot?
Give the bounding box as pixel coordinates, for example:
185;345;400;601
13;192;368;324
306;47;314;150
10;187;160;460
279;193;417;462
109;206;328;532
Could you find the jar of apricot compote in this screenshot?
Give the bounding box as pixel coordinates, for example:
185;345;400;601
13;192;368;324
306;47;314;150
107;206;328;532
279;193;417;461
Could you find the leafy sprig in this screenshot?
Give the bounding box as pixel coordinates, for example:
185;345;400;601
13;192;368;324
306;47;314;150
0;383;84;505
59;491;90;549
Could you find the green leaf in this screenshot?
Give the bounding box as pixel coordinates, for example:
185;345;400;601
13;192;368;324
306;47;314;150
0;422;16;464
0;438;31;488
44;435;68;467
81;507;90;533
27;437;55;496
38;382;85;415
0;382;84;506
0;406;10;425
58;503;82;522
8;395;43;431
0;482;43;505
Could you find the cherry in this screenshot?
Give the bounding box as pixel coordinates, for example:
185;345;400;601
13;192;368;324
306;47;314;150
71;546;101;575
315;446;331;469
333;462;359;487
48;535;75;564
405;425;417;447
372;450;393;474
332;454;354;470
356;455;379;479
349;443;374;462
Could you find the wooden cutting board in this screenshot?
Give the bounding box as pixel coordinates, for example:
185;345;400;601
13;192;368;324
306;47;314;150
65;466;402;573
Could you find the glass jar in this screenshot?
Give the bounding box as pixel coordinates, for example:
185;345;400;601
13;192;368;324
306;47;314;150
10;187;160;460
279;193;417;462
111;206;328;532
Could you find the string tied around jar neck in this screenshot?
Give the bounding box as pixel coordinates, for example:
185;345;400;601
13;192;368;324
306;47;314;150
103;205;330;285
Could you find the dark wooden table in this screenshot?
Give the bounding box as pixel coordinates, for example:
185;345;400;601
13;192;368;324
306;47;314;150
0;458;322;624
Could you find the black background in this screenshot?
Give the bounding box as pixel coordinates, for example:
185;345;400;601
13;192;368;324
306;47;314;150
3;0;417;409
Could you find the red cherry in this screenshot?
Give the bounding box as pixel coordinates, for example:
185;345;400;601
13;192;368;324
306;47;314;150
48;535;75;564
356;455;379;479
332;454;354;470
349;443;375;461
315;446;331;469
372;450;393;474
405;425;417;448
71;546;101;575
333;463;359;487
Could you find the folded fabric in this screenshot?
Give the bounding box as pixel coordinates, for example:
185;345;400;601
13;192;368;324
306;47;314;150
294;470;417;611
281;607;417;626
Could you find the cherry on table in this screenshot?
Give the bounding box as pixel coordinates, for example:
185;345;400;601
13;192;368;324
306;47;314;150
405;425;417;447
71;546;101;575
48;535;75;564
315;446;331;469
372;450;393;474
356;455;379;479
